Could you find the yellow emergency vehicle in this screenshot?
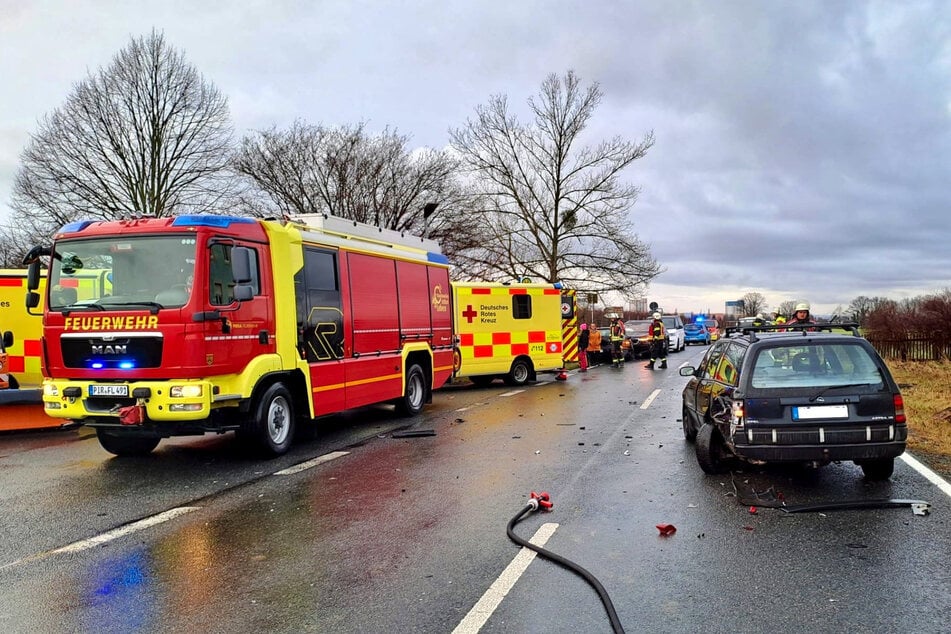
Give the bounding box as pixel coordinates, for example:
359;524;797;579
451;282;569;386
0;269;45;388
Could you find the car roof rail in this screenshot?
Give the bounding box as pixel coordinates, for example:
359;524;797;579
725;322;863;342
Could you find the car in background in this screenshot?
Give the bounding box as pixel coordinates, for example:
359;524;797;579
679;323;906;480
662;315;685;352
683;322;711;345
699;319;719;340
624;320;668;360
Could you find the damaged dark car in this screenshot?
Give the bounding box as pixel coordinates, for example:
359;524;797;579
679;323;907;480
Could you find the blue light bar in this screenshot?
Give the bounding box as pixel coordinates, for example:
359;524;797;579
172;215;257;228
59;220;95;233
427;252;450;265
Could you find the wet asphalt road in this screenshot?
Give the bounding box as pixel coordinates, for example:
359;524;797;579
0;347;949;633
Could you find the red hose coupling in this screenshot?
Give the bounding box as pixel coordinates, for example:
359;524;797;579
530;491;553;511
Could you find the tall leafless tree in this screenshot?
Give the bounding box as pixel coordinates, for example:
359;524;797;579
449;70;660;296
234;121;481;260
741;291;768;317
8;30;238;247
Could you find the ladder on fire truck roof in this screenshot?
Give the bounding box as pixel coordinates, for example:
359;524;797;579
287;214;443;255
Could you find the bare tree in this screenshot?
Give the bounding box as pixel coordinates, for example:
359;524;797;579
9;30;237;246
741;291;767;316
776;300;799;320
234;121;480;260
449;70;660;295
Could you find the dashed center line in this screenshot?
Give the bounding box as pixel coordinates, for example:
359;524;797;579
452;522;559;633
640;388;661;409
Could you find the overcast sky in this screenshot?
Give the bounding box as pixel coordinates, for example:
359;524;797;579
2;1;949;315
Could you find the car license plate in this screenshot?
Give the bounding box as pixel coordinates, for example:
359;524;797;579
792;405;848;420
89;384;129;397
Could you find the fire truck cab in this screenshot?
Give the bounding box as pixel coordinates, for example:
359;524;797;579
25;214;453;456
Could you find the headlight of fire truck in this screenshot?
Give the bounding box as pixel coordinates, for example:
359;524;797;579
170;385;203;398
44;384;59;397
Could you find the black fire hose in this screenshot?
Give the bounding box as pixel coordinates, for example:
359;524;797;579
507;492;626;634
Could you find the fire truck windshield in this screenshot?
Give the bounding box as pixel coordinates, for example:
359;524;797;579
49;235;197;309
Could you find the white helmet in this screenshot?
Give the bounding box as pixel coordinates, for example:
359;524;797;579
653;312;661;319
795;302;810;312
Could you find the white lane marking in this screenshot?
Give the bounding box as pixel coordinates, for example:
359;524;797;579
640;389;661;410
499;390;525;397
452;522;559;634
53;506;200;555
900;453;951;498
274;450;349;476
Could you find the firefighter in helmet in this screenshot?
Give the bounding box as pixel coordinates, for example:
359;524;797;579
786;301;816;330
609;316;626;366
646;312;667;370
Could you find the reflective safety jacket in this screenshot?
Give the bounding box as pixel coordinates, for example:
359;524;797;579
649;319;666;341
610;320;626;341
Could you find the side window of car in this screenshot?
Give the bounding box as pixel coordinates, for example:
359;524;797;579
700;342;727;379
717;342;746;387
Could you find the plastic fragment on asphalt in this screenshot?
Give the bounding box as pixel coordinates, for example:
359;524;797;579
656;524;676;536
749;506;758;514
392;429;436;438
911;503;930;516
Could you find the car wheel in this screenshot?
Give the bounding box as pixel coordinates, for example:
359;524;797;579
396;364;427;416
503;358;532;386
858;458;894;480
696;423;729;474
682;404;697;442
96;429;160;457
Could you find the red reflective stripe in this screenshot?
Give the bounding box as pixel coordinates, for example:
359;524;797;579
0;278;23;287
24;340;42;355
492;332;511;345
471;288;491;295
511;343;529;355
544;288;560;295
59;279;80;287
508;288;527;295
8;356;24;372
528;331;546;343
473;345;493;358
459;333;474;346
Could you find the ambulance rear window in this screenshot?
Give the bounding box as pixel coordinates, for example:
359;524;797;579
513;295;532;319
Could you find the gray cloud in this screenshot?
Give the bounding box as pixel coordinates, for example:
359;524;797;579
1;0;948;314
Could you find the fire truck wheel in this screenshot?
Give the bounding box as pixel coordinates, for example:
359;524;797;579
251;383;295;455
395;364;427;416
96;429;160;456
503;358;532;386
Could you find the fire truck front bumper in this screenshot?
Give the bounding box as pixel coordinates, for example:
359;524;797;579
42;379;216;423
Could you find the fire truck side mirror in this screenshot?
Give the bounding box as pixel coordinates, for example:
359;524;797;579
231;246;254;302
26;260;41;291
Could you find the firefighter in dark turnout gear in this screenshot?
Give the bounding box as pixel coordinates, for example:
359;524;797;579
610;317;626;366
646;312;667;370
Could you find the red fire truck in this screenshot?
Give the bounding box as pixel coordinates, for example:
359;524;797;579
24;214;453;456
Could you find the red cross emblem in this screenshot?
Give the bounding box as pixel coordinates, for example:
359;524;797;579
462;305;478;323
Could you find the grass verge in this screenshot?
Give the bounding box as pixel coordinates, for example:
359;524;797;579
887;360;951;479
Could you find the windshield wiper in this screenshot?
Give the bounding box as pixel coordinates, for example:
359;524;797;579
61;303;106;313
809;383;873;402
101;301;165;314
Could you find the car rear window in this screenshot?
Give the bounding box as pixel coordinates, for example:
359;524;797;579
749;342;885;389
685;324;704;332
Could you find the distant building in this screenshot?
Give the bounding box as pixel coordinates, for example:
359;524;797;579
725;300;744;318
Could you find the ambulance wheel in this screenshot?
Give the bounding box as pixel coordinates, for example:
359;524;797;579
504;358;532;386
250;383;295;456
396;363;427;416
96;429;160;457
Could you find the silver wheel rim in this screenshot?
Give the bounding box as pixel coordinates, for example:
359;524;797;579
267;396;290;445
407;373;424;409
514;363;529;383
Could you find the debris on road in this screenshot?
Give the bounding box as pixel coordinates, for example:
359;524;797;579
656;523;676;536
392;429;437;438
